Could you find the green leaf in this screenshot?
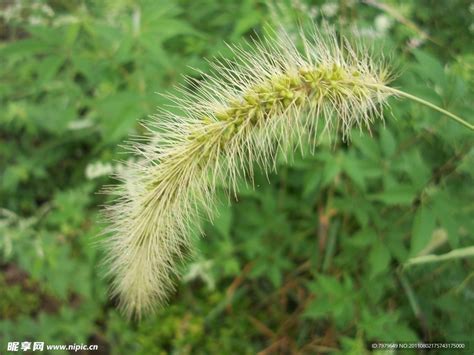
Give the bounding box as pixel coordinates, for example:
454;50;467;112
352;133;380;161
380;129;396;157
343;155;366;190
0;38;47;57
412;49;447;87
304;298;330;319
268;267;282;288
38;55;64;84
63;23;81;47
322;153;342;186
346;229;377;248
369;241;391;278
303;169;322;197
370;185;417;205
96;91;142;142
410;206;436;257
401;150;431;188
213;198;232;238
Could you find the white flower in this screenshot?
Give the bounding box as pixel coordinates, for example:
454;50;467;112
52;15;80;27
183;260;215;290
321;2;338;17
86;162;113;180
374;14;393;33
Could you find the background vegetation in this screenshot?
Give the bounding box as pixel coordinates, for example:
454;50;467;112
1;0;473;353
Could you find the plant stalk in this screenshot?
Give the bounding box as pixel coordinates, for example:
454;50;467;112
386;87;473;131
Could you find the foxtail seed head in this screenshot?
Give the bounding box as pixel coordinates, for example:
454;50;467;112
102;25;395;318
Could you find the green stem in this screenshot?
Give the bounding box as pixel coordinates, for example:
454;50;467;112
386;87;473;131
398;273;421;318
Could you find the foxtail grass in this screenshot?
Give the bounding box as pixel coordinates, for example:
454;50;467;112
102;25;473;319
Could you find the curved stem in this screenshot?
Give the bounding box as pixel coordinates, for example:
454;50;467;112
386;87;473;131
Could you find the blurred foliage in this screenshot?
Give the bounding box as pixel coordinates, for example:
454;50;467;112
1;0;473;354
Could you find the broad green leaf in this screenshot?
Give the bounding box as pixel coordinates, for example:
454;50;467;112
96;91;142;142
347;229;377;248
343;155;366;190
0;39;47;57
412;49;447;88
37;55;64;84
